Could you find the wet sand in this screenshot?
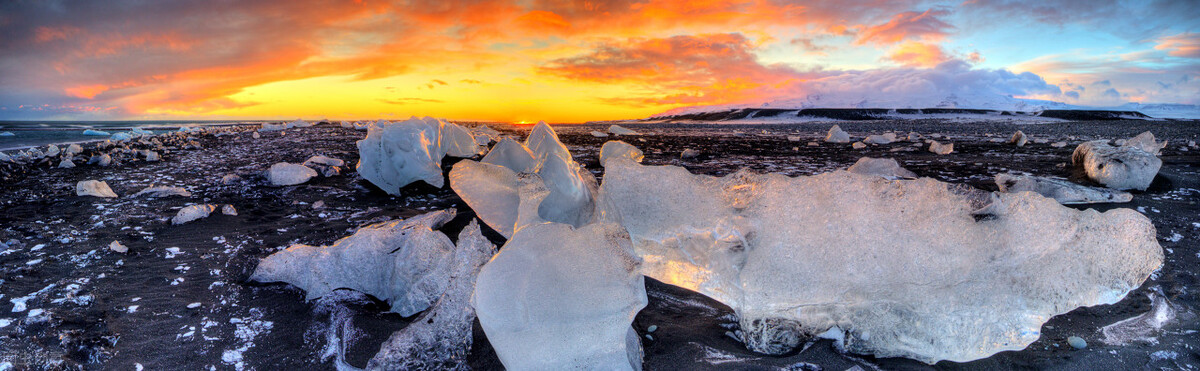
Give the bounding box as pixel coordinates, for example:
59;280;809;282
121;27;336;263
0;120;1197;370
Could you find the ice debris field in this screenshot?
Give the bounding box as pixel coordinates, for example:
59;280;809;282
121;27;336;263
0;117;1197;370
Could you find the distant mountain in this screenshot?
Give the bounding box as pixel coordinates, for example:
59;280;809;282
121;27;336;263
650;92;1200;119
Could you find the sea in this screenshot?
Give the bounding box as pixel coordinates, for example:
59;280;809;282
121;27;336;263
0;120;267;151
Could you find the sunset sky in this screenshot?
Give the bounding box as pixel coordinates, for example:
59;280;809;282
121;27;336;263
0;0;1196;122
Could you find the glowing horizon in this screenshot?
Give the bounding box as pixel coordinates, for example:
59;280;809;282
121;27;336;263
0;1;1196;122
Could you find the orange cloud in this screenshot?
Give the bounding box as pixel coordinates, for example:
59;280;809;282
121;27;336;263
1155;32;1200;58
886;41;952;67
856;9;953;45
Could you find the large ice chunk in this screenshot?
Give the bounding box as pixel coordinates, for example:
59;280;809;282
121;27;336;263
367;220;497;370
995;173;1132;204
600;141;644;167
474;221;647;371
251;210;457;316
481;137;537;174
524;121;570;161
267;162;318;186
536;143;598;227
449;160;520;237
598;158;1163;363
609;125;639;135
441;122;483;158
355;117;447;194
846;157;916;179
1124;131;1166;156
1072;140;1162;190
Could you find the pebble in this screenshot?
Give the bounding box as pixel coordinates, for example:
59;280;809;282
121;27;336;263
109;240;129;253
187;302;202;309
647;325;658;333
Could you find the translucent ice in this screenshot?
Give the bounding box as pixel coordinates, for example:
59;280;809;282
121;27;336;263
928;140;954;155
609;125;639;135
367;220;497;370
1010;130;1028;147
355;117;446;194
863;133;897;145
440;122;483;158
846;157;916;179
1124;131;1166;156
525;121;570;162
536;142;598;227
1100;293;1175;345
134;186;193;198
598;158;1163;363
172;204;215;225
449;160;520;237
600;141;644;167
995;173;1132;204
481;137;537;174
474;221;647;371
824;125;851;143
251;210;457;316
1072;140;1161;190
267;162;318;186
76;180;118;198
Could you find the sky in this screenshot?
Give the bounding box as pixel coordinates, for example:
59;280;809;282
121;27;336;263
0;0;1197;122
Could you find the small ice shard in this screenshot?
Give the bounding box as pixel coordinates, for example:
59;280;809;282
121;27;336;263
1101;293;1175;346
441;122;484;158
1051;141;1068;148
259;123;285;132
598;158;1163;363
109;240;128;253
481;137;537;174
928;140;954;155
221;174;242;184
89;154;113;167
252;131;261;139
825;125;851;143
681;148;700;159
0;132;13;137
58;159;75;168
63;144;83;158
995;173;1132;204
449;160;520;237
787;136;802;142
851;142;867;150
172;204;216;225
356;117;447;194
591;131;610;138
111;132;133;141
134;186;193;198
286;119;314;128
600;141;644;167
303;155;345;177
907;132;922;141
609;125;639;135
82;129;111;136
0;152;11;162
1124;131;1166;156
144;151;160;162
367;221;497;370
1010;131;1028;147
355;121;371;131
76;180;118;198
1072;140;1162;190
251;210;458;316
267;162;318;186
863;133;897;145
475;221;647;371
340;121;353;129
221;205;238;216
846;157;916;179
46;145;60;157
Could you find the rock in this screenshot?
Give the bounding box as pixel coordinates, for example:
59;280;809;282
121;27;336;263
807;142;818;147
172;204;216;225
267;162;318;186
1067;336;1087;350
59;159;75;168
252;131;261;139
600;141;644;167
609;125;639;135
846;157;917;179
251;210;459;316
852;142;867;150
591;131;609;138
598;158;1163;363
46;145;61;157
133;186;193;198
680;148;700;159
907;132;922;141
109;240;128;253
995;173;1132;204
1051;141;1068;148
475;221;646;371
1072;141;1162;191
825;125;851;143
863;133;897;145
1010;131;1028;147
929;140;954;155
221;174;242;184
89;154;113;167
787;136;802;142
144;151;160;162
76;180;118;198
221;204;238;216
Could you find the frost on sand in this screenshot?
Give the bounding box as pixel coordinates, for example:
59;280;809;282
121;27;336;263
598;157;1162;363
251;209;459;316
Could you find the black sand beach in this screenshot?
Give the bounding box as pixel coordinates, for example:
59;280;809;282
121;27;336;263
1;120;1198;370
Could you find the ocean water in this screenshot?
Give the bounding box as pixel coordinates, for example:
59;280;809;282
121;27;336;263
0;120;265;150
